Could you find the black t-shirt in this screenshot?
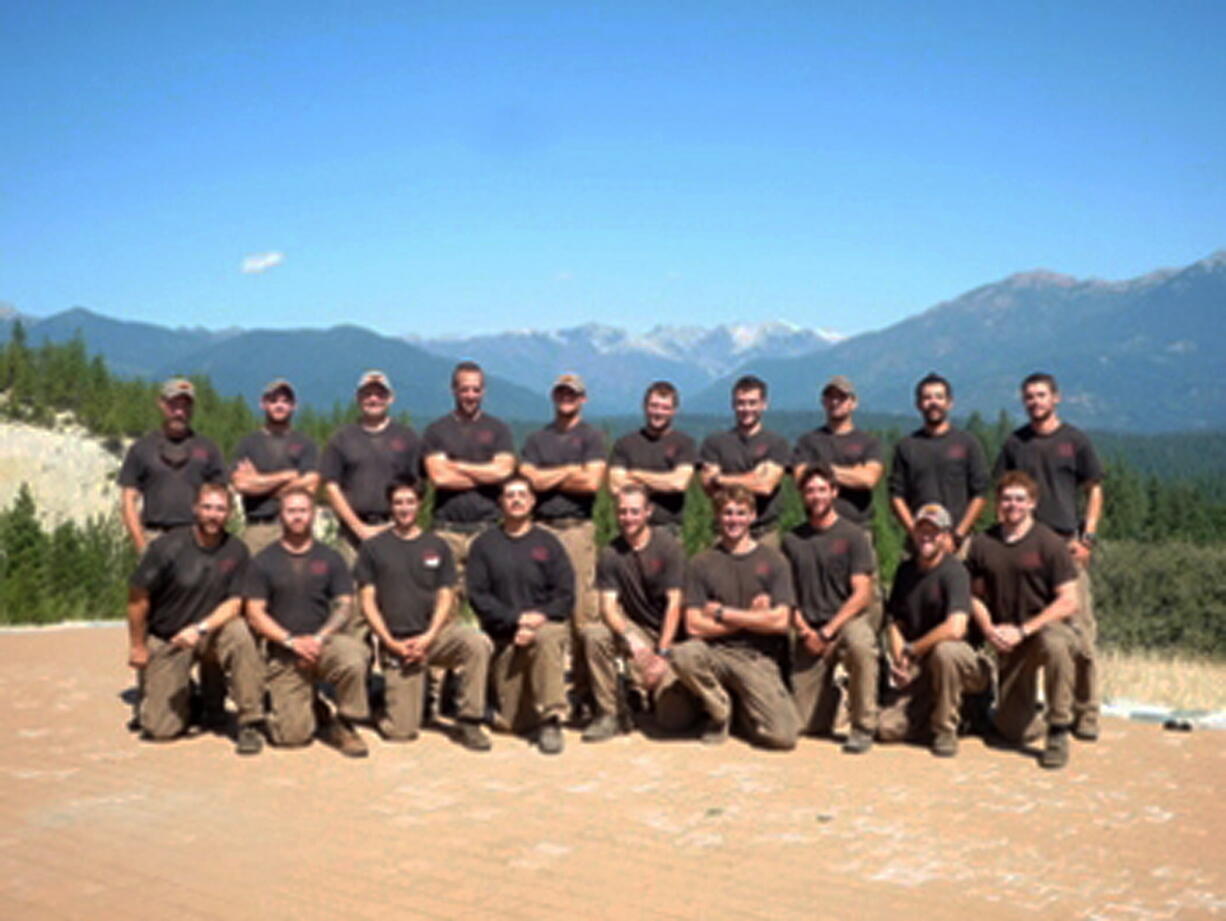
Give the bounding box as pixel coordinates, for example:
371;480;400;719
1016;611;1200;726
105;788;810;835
320;422;422;520
246;541;355;636
521;421;607;520
118;430;226;528
887;554;972;643
231;429;319;520
596;528;686;633
422;412;516;524
130;527;249;640
888;426;989;526
685;542;793;658
966;522;1078;627
782;517;874;628
467;526;574;639
699;427;791;528
792;427;883;526
994;423;1103;536
354;530;456;638
608;427;697;527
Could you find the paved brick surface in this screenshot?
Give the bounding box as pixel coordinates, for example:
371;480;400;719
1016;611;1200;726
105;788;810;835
1;624;1222;920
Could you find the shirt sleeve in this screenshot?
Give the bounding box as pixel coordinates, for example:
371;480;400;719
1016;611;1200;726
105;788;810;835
992;437;1014;480
538;536;575;622
204;440;226;484
224;546;251;598
1076;432;1104;485
583;426;607;463
117;441;145;489
791;433;824;468
319;434;345;483
967;435;990;498
765;550;796;607
436;539;458;589
1046;532;1078;588
353;542;375;586
328;553;356;597
698;435;720;467
661;540;685;590
848;529;875;576
943;561;973;616
244;558;271;600
862;434;884;465
595;547;618;592
684;558;710;609
493;420;516;456
521;431;544;466
229;434;255;474
608;436;630;468
129;538;167;590
767;433;790;466
421;420;447;458
674;433;698;466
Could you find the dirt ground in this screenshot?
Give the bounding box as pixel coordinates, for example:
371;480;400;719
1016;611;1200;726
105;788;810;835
1;624;1222;921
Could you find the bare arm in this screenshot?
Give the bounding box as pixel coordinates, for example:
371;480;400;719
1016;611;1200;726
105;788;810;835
168;597;244;650
454;452;516;485
910;611;969;658
121;487;145;552
612;463;695;495
831;459;884;491
402;586;455;661
230;460;297;497
955;497;986;543
558;459;607;494
126;587;151;667
890;495;916;535
324;481;383;541
1018;580;1078;638
708;461;785;497
823;573;872;637
1083;482;1103;535
519;462;573;493
275;471;321;497
425;453;478;490
657;587;683;651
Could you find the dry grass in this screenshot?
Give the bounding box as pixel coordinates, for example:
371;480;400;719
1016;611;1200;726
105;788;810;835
1099;648;1226;712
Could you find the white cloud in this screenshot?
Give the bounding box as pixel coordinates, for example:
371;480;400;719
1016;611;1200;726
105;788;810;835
240;251;285;274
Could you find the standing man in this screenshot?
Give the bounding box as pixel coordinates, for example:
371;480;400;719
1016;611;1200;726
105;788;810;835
994;372;1104;741
423;361;517;611
578;484;697;741
230;378;320;555
877;503;990;758
466;477;574;754
119;378;226;553
244;489;371;758
783;465;879;754
320;370;421;567
699;375;791;548
967;472;1083;769
126;483;264;754
670;485;800;750
520;373;607;717
608;381;697;538
792;375;886;628
888;373;989;555
355;478;492;750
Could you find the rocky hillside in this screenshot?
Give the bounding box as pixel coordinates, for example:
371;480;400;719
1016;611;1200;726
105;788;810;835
0;420;123;526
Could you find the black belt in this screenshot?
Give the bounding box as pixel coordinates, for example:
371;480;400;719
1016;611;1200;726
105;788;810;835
357;513;391;525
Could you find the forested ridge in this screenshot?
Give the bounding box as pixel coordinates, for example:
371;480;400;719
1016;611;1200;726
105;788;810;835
2;325;1224;655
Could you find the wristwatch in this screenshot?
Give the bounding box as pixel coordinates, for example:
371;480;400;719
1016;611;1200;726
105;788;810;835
714;605;725;624
194;622;209;637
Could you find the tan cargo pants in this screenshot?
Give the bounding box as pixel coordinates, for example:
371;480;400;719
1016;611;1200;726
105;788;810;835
994;621;1089;743
578;621;699;732
377;623;492;739
877;640;992;741
263;634;371;746
790;616;880;737
488;621;569;734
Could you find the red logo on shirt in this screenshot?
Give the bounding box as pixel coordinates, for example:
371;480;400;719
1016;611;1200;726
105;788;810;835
753;442;769;458
191;447;210;461
476;429;495;446
928;584;943;604
1057;442;1076;459
422;551;441;569
844;442;864;458
644;556;664;575
288;443;303;457
219;558;238;573
310;559;330;576
830;539;849;555
664;445;677;460
755;561;773;577
390;437;408;453
1019;551;1043;570
568;435;583;450
531;545;551;563
946;444;967;460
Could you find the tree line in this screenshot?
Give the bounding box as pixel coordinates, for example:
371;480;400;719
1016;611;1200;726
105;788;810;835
2;327;1224;654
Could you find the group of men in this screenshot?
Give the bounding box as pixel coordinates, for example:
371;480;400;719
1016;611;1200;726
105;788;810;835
122;362;1102;769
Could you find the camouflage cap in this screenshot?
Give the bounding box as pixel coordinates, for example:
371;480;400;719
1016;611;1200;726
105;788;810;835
821;375;856;397
552;372;586;395
160;377;196;401
261;377;296;400
914;502;953;531
356;369;393;394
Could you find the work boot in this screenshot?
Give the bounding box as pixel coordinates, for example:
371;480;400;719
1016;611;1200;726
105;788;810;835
235;724;264;756
323;715;369;759
931;731;958;758
842;728;874;754
698;715;730;746
537;718;564;755
1072;711;1099;742
456;720;492;752
581;713;621;743
1040;725;1070;769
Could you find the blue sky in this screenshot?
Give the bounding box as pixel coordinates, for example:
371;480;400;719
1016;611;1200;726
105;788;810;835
3;1;1223;338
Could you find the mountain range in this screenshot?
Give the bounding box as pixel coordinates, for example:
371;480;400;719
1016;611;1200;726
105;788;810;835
3;251;1223;432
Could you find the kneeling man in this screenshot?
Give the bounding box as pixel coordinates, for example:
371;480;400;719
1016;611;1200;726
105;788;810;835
878;503;990;757
671;486;800;749
467;477;574;754
783;464;879;753
127;482;264;754
245;488;372;757
579;483;697;741
356;477;492;750
967;472;1082;769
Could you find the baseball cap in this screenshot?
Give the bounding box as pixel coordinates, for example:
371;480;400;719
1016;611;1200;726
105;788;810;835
160;378;196;401
821;375;856;398
914;503;953;531
261;377;296;400
356;370;393;394
552;372;586;395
